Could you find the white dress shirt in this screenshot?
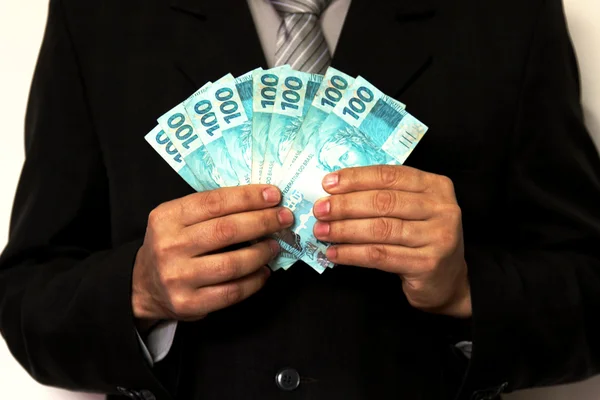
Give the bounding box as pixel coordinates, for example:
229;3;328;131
139;0;472;365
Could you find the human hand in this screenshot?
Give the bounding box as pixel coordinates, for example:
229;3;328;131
132;185;293;328
313;165;471;318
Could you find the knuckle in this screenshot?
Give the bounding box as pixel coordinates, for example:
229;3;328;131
367;244;388;265
449;204;462;220
377;165;400;187
203;190;226;218
261;210;276;231
213;218;238;244
212;255;240;282
157;266;180;288
147;206;166;228
333;195;348;217
151;238;173;262
220;284;244;305
240;186;255;205
152;232;188;262
371;218;394;242
329;221;344;239
169;292;191;316
438;203;462;224
373;191;396;216
436;174;455;192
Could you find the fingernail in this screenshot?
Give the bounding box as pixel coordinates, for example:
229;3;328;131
323;173;339;189
263;266;272;277
277;208;294;226
263;187;281;203
314;222;330;237
313;199;331;217
268;240;280;256
326;246;337;261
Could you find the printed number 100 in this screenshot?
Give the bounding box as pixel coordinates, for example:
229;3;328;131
280;77;303;111
342;86;375;120
320;75;349;108
260;74;278;108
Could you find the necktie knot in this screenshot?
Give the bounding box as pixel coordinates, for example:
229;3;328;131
270;0;331;17
271;0;333;73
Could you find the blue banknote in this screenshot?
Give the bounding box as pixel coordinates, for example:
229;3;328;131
144;125;204;192
201;70;258;185
261;70;323;185
276;76;428;272
279;67;355;180
157;83;224;190
251;65;290;183
184;75;241;187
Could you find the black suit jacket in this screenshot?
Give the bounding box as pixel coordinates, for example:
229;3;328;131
1;0;600;399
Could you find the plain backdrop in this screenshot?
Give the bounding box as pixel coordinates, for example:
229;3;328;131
0;1;599;399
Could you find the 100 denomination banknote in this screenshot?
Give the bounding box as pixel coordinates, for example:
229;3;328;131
207;76;252;184
158;83;224;190
147;66;428;275
145;125;204;191
212;69;261;185
261;70;323;185
251;65;289;183
278;67;355;183
184;75;241;187
276;76;428;272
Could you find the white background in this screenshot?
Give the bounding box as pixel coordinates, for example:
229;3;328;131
0;1;599;399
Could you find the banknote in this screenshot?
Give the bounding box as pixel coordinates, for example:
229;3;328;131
201;70;256;185
184;75;241;187
276;76;428;272
147;66;429;275
144;125;204;191
251;65;290;183
261;70;323;185
157;83;224;190
278;67;355;182
262;70;323;270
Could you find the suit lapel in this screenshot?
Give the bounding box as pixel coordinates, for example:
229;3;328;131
333;0;440;99
169;0;440;99
169;0;266;88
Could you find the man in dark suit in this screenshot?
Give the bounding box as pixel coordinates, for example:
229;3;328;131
1;0;600;399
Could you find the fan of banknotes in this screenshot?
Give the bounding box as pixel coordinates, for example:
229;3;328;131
145;65;428;274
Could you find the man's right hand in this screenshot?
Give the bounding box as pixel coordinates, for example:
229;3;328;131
131;185;293;328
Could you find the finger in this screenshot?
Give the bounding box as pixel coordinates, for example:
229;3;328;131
313;190;435;221
314;218;433;247
185;240;279;287
326;244;427;274
160;185;282;227
186;266;271;318
181;207;294;255
321;165;436;195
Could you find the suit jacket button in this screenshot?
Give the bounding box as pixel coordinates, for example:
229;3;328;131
275;367;300;391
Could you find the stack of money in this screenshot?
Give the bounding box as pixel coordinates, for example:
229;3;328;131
146;66;428;274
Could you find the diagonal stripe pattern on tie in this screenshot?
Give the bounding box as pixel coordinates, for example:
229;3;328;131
270;0;333;74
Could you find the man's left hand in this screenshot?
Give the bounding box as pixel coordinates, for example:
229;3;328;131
313;165;471;318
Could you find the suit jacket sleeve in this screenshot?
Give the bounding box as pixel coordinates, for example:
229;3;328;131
0;1;171;397
458;0;600;398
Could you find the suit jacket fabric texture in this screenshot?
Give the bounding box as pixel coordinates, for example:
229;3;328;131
1;0;600;399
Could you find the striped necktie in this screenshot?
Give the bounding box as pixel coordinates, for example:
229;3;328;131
270;0;333;74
